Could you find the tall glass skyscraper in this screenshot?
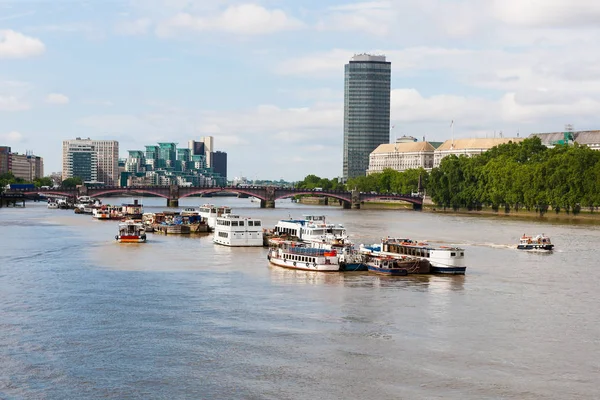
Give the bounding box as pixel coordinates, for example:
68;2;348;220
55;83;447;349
343;54;391;179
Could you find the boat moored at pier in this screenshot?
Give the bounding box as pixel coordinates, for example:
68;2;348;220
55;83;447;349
267;241;340;271
361;237;466;274
198;204;232;229
213;214;263;247
115;220;147;243
365;255;429;276
517;234;554;251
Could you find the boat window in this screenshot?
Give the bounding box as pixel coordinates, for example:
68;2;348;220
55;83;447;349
461;252;464;256
254;221;261;226
232;221;238;226
247;221;254;226
239;221;244;226
451;252;456;257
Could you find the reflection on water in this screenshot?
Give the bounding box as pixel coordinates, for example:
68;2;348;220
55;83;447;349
1;198;600;400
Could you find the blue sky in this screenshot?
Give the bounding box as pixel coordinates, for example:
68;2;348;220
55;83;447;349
2;0;600;180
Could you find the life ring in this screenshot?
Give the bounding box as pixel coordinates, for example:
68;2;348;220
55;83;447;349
313;263;317;268
115;235;119;240
293;261;296;267
306;262;310;268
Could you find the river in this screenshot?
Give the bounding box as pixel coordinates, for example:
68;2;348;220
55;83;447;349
1;197;599;399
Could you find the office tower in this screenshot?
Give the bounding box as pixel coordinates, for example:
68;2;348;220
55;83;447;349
62;138;118;184
189;137;214;168
343;54;391;179
212;151;227;180
0;146;11;175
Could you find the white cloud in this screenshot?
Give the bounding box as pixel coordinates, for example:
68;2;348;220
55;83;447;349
0;29;45;59
156;4;304;36
318;1;395;36
0;131;24;143
45;93;70;105
115;18;152;35
0;95;29;111
491;0;600;27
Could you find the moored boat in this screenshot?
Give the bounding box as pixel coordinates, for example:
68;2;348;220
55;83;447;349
365;255;429;275
517;234;554;251
361;237;465;274
47;201;59;209
198;204;232;229
267;241;340;271
115;220;146;243
213;214;263;247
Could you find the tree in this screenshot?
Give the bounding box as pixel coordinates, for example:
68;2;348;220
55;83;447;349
62;177;83;188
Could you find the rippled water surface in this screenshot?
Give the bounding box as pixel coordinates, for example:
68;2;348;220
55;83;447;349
1;197;599;399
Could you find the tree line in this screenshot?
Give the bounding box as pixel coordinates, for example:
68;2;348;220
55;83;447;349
296;137;600;215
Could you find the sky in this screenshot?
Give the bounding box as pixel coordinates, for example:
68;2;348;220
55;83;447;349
1;0;600;181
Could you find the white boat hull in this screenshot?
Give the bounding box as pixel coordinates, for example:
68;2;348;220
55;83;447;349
213;236;263;247
268;256;340;272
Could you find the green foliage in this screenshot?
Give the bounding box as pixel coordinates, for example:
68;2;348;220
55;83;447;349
34;177;53;187
62;177;83;188
428;137;600;214
346;168;429;194
295;175;345;191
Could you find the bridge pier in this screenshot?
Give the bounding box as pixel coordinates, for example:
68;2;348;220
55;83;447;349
413;202;422;211
351;190;361;209
260;187;276;208
168;184;180;208
342;201;351;209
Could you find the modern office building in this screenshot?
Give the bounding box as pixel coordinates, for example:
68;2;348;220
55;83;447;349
189;137;214;168
63;142;98;182
62;138;118;184
343;54;391;180
122;139;225;187
10;152;44;181
212;151;227;180
0;146;11;175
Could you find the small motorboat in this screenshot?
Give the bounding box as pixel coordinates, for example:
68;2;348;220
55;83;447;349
116;220;147;243
517;234;554;251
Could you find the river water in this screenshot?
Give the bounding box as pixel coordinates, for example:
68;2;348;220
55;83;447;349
1;197;599;399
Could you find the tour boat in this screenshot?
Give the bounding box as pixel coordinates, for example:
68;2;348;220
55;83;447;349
213;214;263;247
517;234;554;251
272;215;348;243
115;220;147;243
267;241;340;271
366;255;430;276
93;205;121;220
360;237;466;274
198;204;232;229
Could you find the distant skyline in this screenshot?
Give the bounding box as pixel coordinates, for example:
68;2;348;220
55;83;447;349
2;0;600;180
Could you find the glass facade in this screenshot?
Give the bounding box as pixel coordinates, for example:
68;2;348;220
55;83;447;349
343;55;391;179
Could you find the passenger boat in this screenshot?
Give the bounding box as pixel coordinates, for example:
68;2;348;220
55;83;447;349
271;215;348;243
121;199;143;219
517;234;554;251
366;255;429;276
115;220;146;243
213;214;263;247
198;204;232;229
267;241;340;271
250;196;261;203
361;237;466;274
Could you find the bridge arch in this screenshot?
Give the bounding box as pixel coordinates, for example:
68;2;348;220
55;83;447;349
90;189;170;199
179;188;265;200
274;191;351;202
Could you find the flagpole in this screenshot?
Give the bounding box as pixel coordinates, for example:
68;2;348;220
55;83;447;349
451;120;454;149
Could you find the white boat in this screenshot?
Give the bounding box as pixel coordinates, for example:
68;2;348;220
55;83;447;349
517;234;554;251
47;201;59;209
198;204;232;229
121;200;143;219
93;205;121;220
273;215;348;243
267;241;340;271
213;214;263;247
360;237;466;275
250;196;261;203
365;255;429;276
115;220;146;243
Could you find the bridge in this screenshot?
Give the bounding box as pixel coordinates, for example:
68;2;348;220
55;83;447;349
3;185;423;209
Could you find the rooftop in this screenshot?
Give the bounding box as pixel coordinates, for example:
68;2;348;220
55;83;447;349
371;142;435;154
436;138;524;151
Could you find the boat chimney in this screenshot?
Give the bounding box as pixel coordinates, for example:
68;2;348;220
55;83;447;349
134;199;139;205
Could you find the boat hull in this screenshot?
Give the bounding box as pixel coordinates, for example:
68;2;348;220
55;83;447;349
517;244;554;251
340;262;368;271
116;235;146;243
268;256;339;272
214;238;263;247
367;265;408;275
430;265;467;274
